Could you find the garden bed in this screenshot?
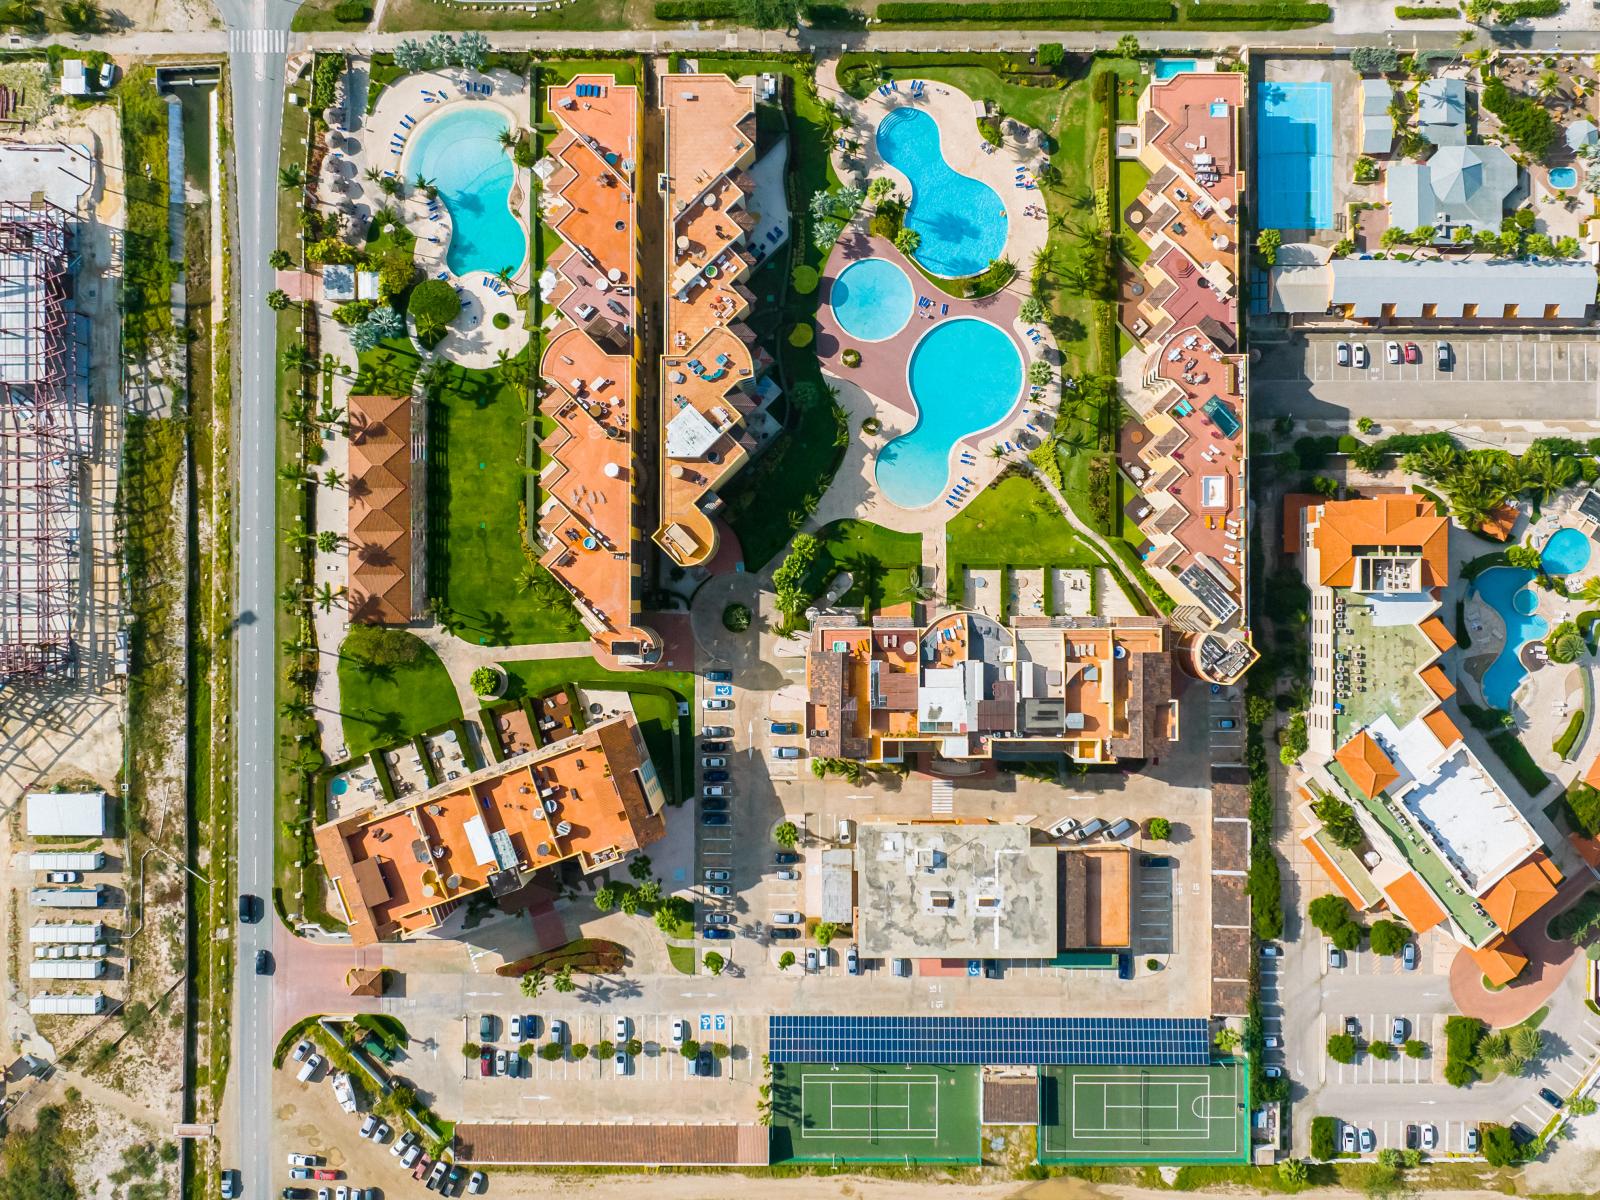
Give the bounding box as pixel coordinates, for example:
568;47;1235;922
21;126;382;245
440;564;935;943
496;938;627;977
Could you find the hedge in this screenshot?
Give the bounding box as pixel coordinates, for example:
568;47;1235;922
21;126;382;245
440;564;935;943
1394;3;1455;13
332;0;370;18
1185;0;1330;17
875;0;1174;20
1487;730;1552;797
1554;710;1585;759
1494;0;1559;16
1310;1115;1338;1160
654;0;735;15
1444;1015;1483;1088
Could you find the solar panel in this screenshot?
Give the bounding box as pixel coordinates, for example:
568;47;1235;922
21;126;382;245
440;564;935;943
767;1016;1210;1066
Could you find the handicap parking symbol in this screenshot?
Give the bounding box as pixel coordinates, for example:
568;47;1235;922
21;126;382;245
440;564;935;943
699;1013;712;1032
714;1014;727;1032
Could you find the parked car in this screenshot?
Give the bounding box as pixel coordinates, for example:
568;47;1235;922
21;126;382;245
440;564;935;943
702;756;728;768
1048;816;1079;838
289;1154;319;1168
706;913;734;925
426;1161;449;1190
769;928;799;940
1344;1016;1360;1038
1392;1016;1409;1045
1385;340;1402;364
697;1049;714;1077
773;911;802;924
467;1171;487;1195
1360;1128;1375;1154
701;813;730;827
1402;941;1418;971
1465;1127;1480;1154
282;1191;311;1200
1510;1122;1536;1147
292;1040;312;1063
702;784;727;798
702;798;730;812
776;868;798;881
510;1015;525;1041
494;1047;508;1076
707;670;732;683
97;61;116;88
1421;1124;1436;1151
892;958;911;977
371;1121;391;1144
1263;1034;1281;1049
847;945;859;975
702;725;733;739
614;1045;630;1074
769;721;800;734
1327;944;1344;969
703;697;732;710
701;741;730;753
1354;342;1369;369
290;1169;314;1182
1336;341;1351;367
1260;944;1282;958
614;1015;629;1040
704;869;730;881
1403;341;1421;364
774;853;798;865
703;771;730;784
673;1018;687;1046
255;949;272;975
770;747;803;759
1264;1065;1283;1079
707;884;730;896
446;1166;465;1195
312;1170;338;1182
549;1020;567;1045
1436;341;1452;370
702;927;734;940
479;1047;492;1076
391;1131;417;1157
1539;1087;1564;1109
479;1014;495;1041
1405;1125;1419;1151
407;1151;430;1178
1215;718;1236;730
805;948;818;971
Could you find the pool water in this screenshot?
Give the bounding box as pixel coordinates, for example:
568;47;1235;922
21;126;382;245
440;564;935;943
831;257;914;341
1475;567;1547;711
875;108;1008;279
407;106;526;277
876;318;1022;509
1542;526;1592;575
1155;59;1198;79
1550;166;1579;189
1254;81;1334;231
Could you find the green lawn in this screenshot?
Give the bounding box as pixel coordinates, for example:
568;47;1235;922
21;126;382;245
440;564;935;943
1116;159;1152;267
947;475;1104;575
380;0;662;30
807;519;926;615
290;0;371;31
337;626;463;757
353;339;586;646
498;659;696;802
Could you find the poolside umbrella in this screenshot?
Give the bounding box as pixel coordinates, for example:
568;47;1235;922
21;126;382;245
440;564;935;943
1566;119;1598;152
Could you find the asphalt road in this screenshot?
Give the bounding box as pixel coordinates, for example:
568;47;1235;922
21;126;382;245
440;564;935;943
219;2;294;1197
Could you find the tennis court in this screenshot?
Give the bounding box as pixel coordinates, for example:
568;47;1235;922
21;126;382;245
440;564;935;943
770;1062;980;1163
1038;1062;1248;1163
1254;80;1333;231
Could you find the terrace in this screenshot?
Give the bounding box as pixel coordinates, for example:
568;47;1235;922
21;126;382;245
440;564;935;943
1329;591;1441;744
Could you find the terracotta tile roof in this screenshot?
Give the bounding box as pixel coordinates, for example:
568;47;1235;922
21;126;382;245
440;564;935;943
1568;831;1600;870
1422;706;1463;750
1309;493;1449;589
982;1077;1040;1125
1335;730;1400;799
1480;502;1518;542
455;1122;767;1165
1583;752;1600;790
1381;870;1449;934
1302;833;1368;910
1419;663;1456;701
1480;850;1563;933
1419;616;1456;653
346;394;413;625
1469;935;1528;987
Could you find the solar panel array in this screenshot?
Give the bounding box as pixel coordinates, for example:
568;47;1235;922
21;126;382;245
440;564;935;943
768;1016;1211;1066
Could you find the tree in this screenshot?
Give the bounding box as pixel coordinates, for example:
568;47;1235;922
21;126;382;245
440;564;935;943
636;879;663;908
893;227;921;256
811;218;843;252
1256;228;1282;267
1570;1095;1597;1116
735;0;799;28
774;821;799;850
1028;360;1053;387
814;922;839;949
778;950;796;971
594;882;619;912
519;971;546;1000
681;1039;700;1059
1368;1040;1394;1060
704;951;725;976
552;964;575;994
540;1041;563;1061
1509;1025;1544;1062
455;30;489;70
462;1041;480;1058
1313;796;1364;851
279;163;306;189
394;38;429;71
266;289;290;311
269;248;292;270
571;1042;589;1060
1536;68;1562;100
626;1038;642;1057
1480;1124;1517;1167
618;887;640;916
711;1042;730;1059
1147;817;1172;840
1327;1033;1358;1064
469;666;499;696
628;854;653;882
1519;443;1578;506
1114;33;1141;59
61;0;103;30
1278;1160;1308;1188
1214;1027;1241;1054
596;1039;615;1060
315;530;342;554
1403;1039;1426;1059
1019;296;1047;324
1369;920;1410;956
791;264;819;295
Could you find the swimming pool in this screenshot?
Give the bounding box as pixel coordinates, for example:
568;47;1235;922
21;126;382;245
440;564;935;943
1155;59;1197;79
875;107;1008;279
876;318;1022;509
1550;166;1579;189
1254;81;1334;231
831;257;914;342
1475;567;1547;711
407;105;526;277
1543;526;1592;574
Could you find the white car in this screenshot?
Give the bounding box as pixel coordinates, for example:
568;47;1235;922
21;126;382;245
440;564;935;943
335;1188;350;1200
358;1116;377;1140
1421;1124;1436;1151
701;756;728;768
391;1130;417;1157
399;1144;423;1168
468;1172;487;1195
292;1040;312;1063
615;1046;630;1073
672;1019;687;1047
615;1015;630;1040
45;870;79;884
1354;342;1369;369
1385;339;1402;365
773;911;802;925
702;697;731;710
288;1153;318;1167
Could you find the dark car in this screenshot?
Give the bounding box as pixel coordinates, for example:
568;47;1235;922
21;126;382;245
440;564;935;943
701;740;730;753
702;798;729;812
706;670;732;683
983;959;1001;979
1539;1087;1564;1109
221;1170;240;1199
701;812;730;827
774;852;798;865
1405;1125;1419;1151
702;927;733;940
1140;856;1171;868
703;770;730;783
283;1191;312;1200
255;949;272;975
239;894;259;923
769;721;800;734
1344;1016;1360;1038
1436;341;1452;370
479;1014;495;1041
770;927;800;940
479;1047;493;1077
1510;1122;1536;1147
697;1049;714;1076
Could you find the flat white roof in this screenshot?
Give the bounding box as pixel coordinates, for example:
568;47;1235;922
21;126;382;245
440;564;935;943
25;791;106;837
664;405;719;458
1398;744;1540;893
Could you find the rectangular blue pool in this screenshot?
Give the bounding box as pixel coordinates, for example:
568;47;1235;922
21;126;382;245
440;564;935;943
1254;80;1333;231
1155;58;1197;80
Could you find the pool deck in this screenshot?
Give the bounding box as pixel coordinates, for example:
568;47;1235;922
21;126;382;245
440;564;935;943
354;66;532;368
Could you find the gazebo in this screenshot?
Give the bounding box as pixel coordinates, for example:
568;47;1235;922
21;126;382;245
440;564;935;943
1565;119;1598;153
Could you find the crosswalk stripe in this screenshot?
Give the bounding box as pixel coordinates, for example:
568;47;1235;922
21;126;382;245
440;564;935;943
229;28;287;55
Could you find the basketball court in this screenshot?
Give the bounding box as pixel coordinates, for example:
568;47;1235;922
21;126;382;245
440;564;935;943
1038;1062;1248;1163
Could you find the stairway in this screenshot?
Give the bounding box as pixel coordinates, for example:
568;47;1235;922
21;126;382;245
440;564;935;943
931;779;954;816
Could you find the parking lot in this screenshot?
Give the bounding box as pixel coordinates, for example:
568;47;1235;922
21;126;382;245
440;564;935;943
1252;332;1600;422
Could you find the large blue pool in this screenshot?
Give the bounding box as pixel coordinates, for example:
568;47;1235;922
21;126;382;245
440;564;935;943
1542;526;1592;575
831;257;914;341
875;107;1008;279
1475;567;1547;711
1155;59;1198;79
407;106;525;277
876;318;1022;509
1254;81;1333;231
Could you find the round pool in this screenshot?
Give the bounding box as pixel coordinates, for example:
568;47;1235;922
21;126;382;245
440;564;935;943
830;257;914;342
876;318;1022;509
1541;526;1591;575
875;107;1008;278
406;105;526;277
1550;166;1579;190
332;778;349;796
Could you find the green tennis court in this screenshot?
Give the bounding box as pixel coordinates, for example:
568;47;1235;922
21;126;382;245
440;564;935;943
1039;1063;1249;1163
770;1062;980;1163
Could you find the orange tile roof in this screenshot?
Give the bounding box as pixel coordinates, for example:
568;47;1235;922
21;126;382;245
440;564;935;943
1335;730;1400;799
1469;935;1528;987
1583;752;1600;790
346;394;413;625
1419;663;1456;701
1480;851;1562;933
1302;833;1369;910
1480;502;1518;542
1422;706;1463;750
1309;493;1449;589
1569;831;1600;871
1282;494;1321;555
1381;870;1449;934
1419;616;1455;653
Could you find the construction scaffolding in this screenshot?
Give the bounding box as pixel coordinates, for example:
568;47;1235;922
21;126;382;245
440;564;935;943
0;198;86;680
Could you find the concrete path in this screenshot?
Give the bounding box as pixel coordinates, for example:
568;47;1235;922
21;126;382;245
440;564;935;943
1447;871;1590;1028
411;622;594;721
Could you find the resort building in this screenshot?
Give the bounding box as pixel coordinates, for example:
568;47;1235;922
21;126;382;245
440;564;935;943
1358;79;1392;157
313;713;667;946
535;74;659;664
345;393;419;626
1118;69;1254;684
804;612;1175;766
1288;492;1559;980
654;72;767;569
1269;254;1598;323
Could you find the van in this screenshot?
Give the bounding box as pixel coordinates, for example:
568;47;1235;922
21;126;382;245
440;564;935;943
1048;816;1079;838
837;818;855;845
1073;818;1107;841
892;958;911;977
1106;818;1138;841
770;746;802;759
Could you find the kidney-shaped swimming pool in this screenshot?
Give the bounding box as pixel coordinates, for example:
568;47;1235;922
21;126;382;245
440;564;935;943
876;107;1008;279
407;105;526;278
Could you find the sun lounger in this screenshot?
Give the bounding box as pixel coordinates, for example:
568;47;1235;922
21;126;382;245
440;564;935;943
940;303;949;316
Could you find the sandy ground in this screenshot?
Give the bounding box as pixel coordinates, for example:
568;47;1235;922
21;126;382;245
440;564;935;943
110;0;219;32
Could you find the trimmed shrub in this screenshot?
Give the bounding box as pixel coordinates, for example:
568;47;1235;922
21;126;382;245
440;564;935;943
1186;0;1330;17
407;278;460;330
492;312;511;330
1554;709;1585;759
791;264;819;294
654;0;736;16
333;0;370;18
875;0;1173;20
1310;1116;1338;1160
1394;3;1456;14
1564;782;1600;838
788;323;814;348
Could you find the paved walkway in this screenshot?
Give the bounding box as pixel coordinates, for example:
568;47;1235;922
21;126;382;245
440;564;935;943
410;623;595;720
1448;872;1593;1027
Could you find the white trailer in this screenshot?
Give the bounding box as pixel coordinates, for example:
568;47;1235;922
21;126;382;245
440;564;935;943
29;922;105;944
28;851;106;872
29;885;105;908
29;993;107;1015
30;960;107;979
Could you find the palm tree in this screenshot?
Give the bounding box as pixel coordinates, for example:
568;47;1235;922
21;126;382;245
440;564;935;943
514;563;544;594
322;468;346;490
314;583;345;613
1536;69;1563;100
1414;441;1460;482
497;126;516;150
278;464;311;485
279;584;306;611
1518;444;1577;505
280;697;313;721
316;530;344;554
279;164;305;189
364;165;382;183
284;527;311;550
